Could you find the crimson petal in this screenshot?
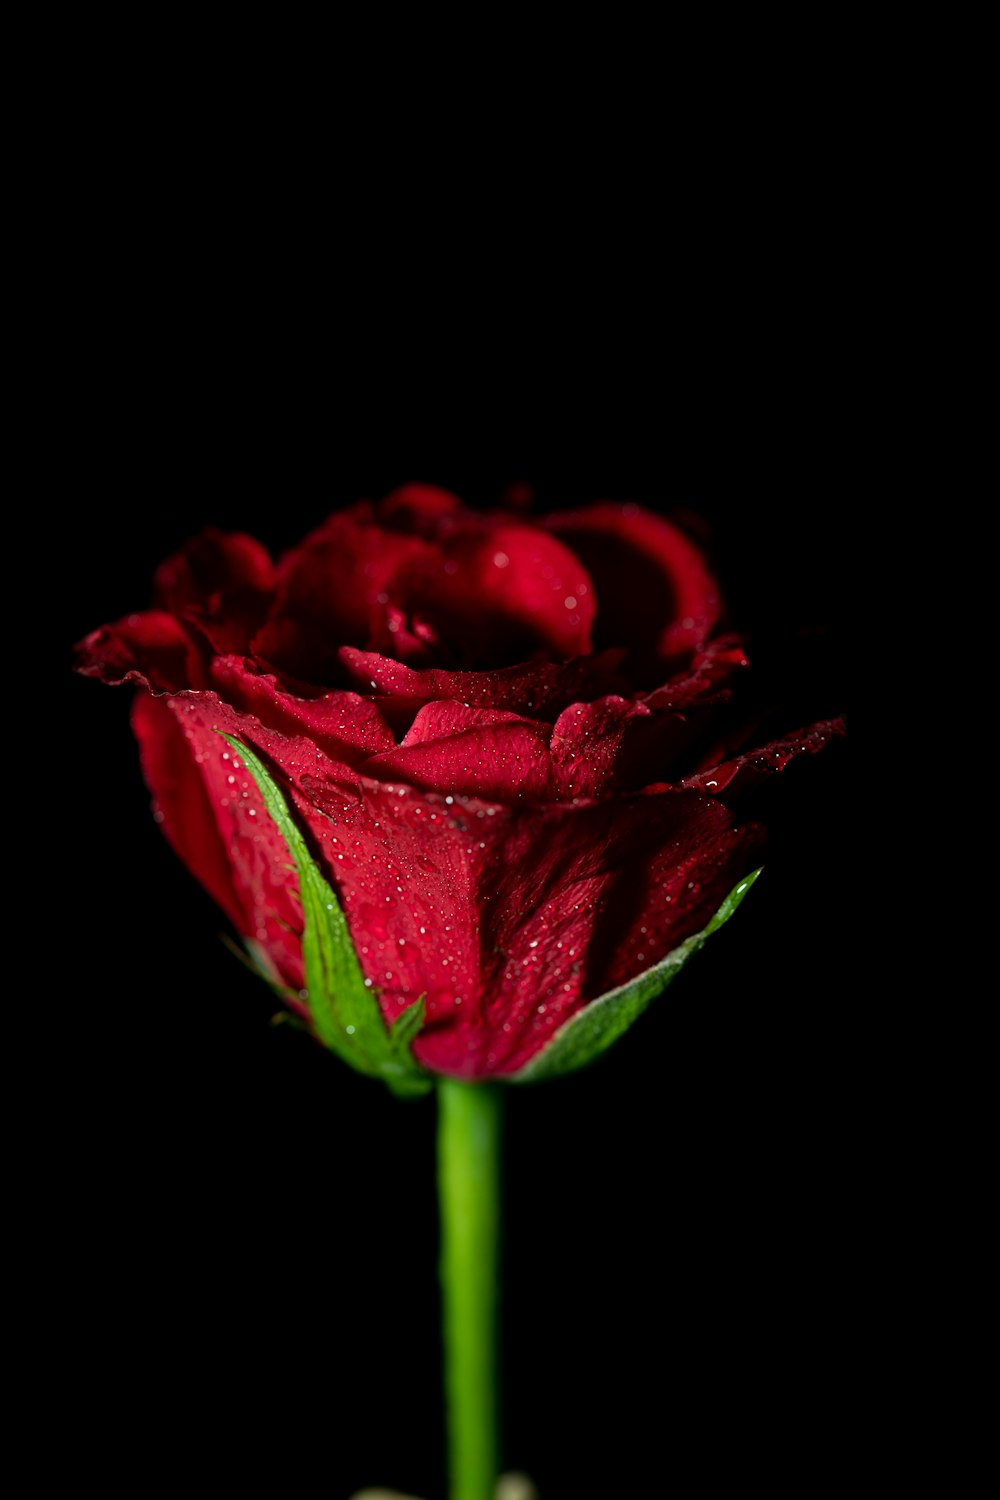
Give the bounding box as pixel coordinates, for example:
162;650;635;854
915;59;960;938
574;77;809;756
252;504;432;684
209;655;396;765
338;646;628;721
469;787;768;1076
387;520;597;668
73;611;207;692
362;701;554;803
679;717;847;802
152;527;276;655
546;502;723;670
131;692;306;1003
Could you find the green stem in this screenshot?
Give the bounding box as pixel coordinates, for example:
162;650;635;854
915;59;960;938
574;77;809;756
437;1078;503;1500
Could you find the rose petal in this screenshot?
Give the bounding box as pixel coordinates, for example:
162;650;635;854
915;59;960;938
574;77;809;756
152;527;275;655
209;656;396;764
125;691;488;1046
545;502;723;670
680;717;847;802
551;640;751;798
550;696;646;799
367;602;440;668
376;482;465;536
640;635;749;710
338;646;628;721
388;520;597;667
73;611;207;692
131;692;305;1000
290;772;765;1079
468;786;767;1076
362;701;554;802
252;504;432;683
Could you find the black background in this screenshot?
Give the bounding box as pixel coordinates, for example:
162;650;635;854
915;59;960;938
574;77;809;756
58;444;852;1497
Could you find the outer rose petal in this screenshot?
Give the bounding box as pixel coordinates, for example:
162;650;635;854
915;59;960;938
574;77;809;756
126;693;491;1051
297;764;766;1078
550;639;752;798
209;655;396;764
131;692;307;1004
338;646;629;721
73;611;207;692
472;787;768;1075
680;718;847;802
550;696;650;799
362;701;554;803
545;502;723;670
640;636;749;710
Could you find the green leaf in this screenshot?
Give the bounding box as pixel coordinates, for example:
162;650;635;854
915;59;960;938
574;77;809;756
218;733;431;1099
508;868;763;1084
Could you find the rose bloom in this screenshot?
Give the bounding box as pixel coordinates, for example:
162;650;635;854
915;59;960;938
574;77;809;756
74;485;844;1081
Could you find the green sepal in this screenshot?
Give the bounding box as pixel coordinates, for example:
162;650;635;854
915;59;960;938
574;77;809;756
508;868;762;1084
221;932;301;1007
218;733;432;1099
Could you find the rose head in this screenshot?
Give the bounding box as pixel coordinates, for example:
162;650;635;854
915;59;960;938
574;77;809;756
74;485;844;1087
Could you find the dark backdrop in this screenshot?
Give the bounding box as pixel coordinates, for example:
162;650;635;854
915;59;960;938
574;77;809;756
59;456;851;1497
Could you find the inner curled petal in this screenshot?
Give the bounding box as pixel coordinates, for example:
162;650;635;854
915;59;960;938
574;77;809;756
386;522;597;668
545;502;723;673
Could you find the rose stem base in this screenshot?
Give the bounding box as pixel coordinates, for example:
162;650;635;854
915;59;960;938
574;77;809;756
437;1076;503;1500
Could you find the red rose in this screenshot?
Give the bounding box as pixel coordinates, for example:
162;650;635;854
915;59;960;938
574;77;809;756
74;484;844;1083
